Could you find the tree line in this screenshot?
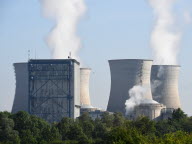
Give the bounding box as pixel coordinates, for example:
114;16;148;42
0;108;192;144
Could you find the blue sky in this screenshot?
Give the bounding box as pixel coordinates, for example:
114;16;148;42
0;0;192;115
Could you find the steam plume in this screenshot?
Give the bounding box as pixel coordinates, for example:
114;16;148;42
39;0;86;59
149;0;181;65
125;85;147;115
184;11;192;24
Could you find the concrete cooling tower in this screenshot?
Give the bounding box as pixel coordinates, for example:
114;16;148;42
80;68;91;107
107;59;153;114
12;63;28;113
151;65;181;109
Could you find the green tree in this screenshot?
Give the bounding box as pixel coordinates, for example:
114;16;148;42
113;112;125;127
78;113;94;138
132;116;156;136
172;108;187;121
182;117;192;133
155;120;176;136
67;123;91;144
11;111;32;132
11;111;57;143
50;126;62;141
100;112;114;128
161;131;192;144
0;112;20;144
78;112;92;123
19;129;37;144
92;119;108;141
106;127;148;144
57;117;74;140
41;125;62;143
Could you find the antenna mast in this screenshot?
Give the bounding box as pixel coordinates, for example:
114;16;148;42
68;52;72;59
28;50;30;60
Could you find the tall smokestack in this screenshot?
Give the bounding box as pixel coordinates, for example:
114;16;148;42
80;68;91;106
12;63;28;113
107;59;153;114
151;65;181;109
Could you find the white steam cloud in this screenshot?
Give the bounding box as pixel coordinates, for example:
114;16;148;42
39;0;86;59
149;0;181;65
184;11;192;24
125;85;147;115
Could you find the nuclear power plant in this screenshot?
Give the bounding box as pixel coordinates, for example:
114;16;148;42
12;58;181;122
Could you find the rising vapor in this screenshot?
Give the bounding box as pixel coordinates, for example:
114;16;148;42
125;85;147;115
184;11;192;24
39;0;86;59
149;0;181;65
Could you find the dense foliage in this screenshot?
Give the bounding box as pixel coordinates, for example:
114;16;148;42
0;109;192;144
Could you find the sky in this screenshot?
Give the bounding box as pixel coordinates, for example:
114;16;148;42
0;0;192;115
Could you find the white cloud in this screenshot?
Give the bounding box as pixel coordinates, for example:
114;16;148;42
184;11;192;24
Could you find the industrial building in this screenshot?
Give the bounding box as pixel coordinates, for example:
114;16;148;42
12;59;108;122
12;59;81;122
132;99;165;120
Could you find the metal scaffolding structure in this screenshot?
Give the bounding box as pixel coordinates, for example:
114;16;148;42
28;59;74;122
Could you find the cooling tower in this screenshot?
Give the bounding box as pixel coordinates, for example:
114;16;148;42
12;63;28;113
151;65;181;109
107;59;153;114
80;68;91;106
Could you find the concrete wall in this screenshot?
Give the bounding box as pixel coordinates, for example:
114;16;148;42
151;65;181;109
80;68;91;106
160;108;174;120
134;103;165;120
107;59;153;114
12;63;28;113
73;62;81;118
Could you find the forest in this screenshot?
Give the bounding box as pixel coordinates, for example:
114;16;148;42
0;109;192;144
